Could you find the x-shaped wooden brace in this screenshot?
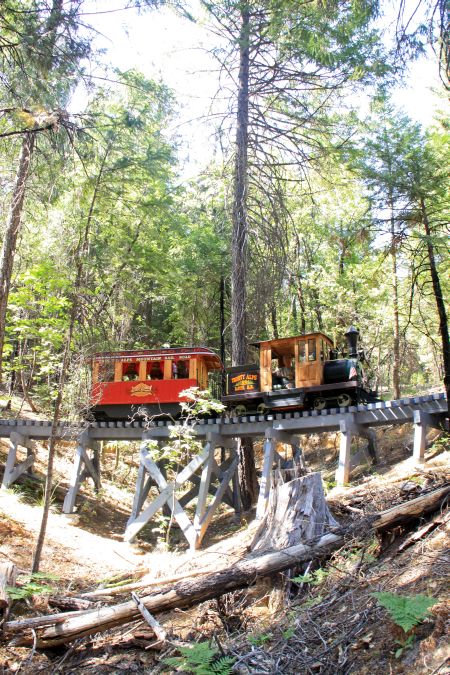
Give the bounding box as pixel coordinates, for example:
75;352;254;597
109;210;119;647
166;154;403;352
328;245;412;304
63;430;101;513
1;432;37;489
125;433;238;549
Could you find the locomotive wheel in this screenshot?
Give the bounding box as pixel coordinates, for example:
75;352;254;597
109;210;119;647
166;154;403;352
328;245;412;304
337;393;352;407
257;403;269;414
313;397;326;411
231;404;247;417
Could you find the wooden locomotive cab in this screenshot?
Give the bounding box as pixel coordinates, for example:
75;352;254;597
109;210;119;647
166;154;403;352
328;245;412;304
223;330;371;413
258;333;340;410
258;333;333;391
89;347;222;420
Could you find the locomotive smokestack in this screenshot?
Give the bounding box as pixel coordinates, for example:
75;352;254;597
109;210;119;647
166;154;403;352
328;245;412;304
345;326;359;358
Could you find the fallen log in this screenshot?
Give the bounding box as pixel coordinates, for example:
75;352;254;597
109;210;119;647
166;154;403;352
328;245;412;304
80;567;217;599
48;595;97;612
370;484;450;530
4;483;449;648
5;532;343;647
397;509;449;553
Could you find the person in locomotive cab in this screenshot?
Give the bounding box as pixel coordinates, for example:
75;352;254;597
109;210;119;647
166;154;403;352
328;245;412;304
275;356;295;389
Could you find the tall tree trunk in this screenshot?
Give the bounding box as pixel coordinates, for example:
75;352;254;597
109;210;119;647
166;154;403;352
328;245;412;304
295;281;306;334
312;287;323;331
421;198;450;409
390;202;401;400
219;276;226;390
0;132;35;383
291;296;298;334
231;5;250;367
270;304;279;339
231;6;258;508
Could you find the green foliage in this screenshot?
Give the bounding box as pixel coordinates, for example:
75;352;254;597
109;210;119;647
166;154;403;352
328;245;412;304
282;627;295;639
163;641;235;675
322;478;337;493
394;634;415;659
150;513;170;544
179;387;226;417
6;478;58;510
148;389;225;466
292;568;329;586
248;632;272;647
371;592;437;633
428;433;449;456
301;595;323;610
7;572;59;600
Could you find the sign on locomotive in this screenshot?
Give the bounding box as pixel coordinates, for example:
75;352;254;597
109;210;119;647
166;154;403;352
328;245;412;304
89;328;378;420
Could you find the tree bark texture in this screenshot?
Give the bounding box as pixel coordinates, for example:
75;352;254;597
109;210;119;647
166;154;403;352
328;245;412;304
420;197;450;410
0;132;35;382
251;472;339;551
0;562;17;614
231;5;250;367
230;7;259;508
390;202;401;400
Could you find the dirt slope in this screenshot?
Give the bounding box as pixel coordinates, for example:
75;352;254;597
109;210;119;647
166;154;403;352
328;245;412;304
0;407;448;674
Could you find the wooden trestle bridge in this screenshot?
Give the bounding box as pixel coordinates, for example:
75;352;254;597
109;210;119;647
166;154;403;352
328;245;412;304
0;393;447;550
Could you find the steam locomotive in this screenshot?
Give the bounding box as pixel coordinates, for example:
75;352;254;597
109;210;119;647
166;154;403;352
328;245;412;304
88;328;378;420
223;327;379;415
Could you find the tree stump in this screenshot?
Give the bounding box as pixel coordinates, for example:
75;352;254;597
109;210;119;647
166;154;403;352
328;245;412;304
0;562;17;619
250;471;339;610
252;471;339;552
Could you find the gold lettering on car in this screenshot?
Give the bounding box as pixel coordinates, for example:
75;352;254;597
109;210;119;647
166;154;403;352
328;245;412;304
130;383;154;397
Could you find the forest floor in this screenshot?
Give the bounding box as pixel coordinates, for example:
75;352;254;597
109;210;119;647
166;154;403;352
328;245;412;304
0;398;448;674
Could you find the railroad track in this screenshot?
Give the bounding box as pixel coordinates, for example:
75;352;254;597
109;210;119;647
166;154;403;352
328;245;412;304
0;391;447;438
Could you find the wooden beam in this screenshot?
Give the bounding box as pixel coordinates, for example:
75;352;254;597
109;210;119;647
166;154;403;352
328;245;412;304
62;444;85;514
336;418;353;486
196;453;239;546
1;433;36;489
194;440;215;533
256;436;276;519
62;431;100;513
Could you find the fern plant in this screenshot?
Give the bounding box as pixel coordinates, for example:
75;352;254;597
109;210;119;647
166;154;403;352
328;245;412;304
372;592;437;633
163;641;235;675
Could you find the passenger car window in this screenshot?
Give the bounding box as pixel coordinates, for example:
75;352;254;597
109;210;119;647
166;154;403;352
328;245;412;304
123;364;139;381
147;361;163;380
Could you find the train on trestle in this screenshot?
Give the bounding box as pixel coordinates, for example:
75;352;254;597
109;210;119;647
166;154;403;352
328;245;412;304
88;327;379;421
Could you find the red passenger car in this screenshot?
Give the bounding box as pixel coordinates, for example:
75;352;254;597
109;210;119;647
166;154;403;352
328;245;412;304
90;347;222;420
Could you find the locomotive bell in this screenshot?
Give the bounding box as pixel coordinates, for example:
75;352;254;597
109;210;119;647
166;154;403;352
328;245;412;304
345;326;359;358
